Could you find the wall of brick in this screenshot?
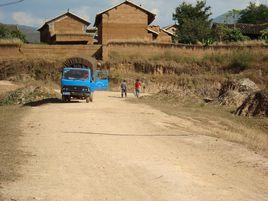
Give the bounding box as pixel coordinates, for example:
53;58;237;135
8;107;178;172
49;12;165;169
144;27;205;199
53;17;85;35
99;3;150;44
0;44;101;60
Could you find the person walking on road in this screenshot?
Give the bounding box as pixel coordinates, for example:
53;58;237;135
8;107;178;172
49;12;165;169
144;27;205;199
121;80;127;98
135;79;142;98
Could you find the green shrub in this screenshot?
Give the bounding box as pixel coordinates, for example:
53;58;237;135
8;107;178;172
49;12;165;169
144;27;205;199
223;28;249;42
261;30;268;44
227;51;253;73
214;25;249;42
202;38;215;47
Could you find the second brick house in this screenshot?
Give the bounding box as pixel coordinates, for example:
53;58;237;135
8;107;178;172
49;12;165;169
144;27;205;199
94;0;156;44
38;12;93;44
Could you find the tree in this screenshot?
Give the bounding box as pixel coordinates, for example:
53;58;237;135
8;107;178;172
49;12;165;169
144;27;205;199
0;24;11;38
0;24;27;42
238;2;268;24
173;1;212;44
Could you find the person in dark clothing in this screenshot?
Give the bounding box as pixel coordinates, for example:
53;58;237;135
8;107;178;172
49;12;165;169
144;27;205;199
121;80;127;98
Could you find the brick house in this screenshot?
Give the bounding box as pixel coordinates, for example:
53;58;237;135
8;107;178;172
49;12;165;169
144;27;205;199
94;0;156;44
38;12;93;44
147;25;174;43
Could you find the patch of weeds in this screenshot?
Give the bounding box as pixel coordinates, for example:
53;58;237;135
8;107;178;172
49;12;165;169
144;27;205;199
0;85;60;106
227;51;253;73
203;53;226;64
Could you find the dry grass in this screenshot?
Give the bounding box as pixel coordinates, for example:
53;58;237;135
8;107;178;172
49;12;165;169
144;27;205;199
214;40;267;46
0;38;23;45
0;106;28;198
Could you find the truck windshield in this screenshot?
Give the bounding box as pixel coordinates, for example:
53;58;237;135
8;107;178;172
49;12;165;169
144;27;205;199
63;69;89;80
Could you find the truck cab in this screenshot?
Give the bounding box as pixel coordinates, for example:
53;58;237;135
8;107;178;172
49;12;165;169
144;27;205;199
61;67;108;103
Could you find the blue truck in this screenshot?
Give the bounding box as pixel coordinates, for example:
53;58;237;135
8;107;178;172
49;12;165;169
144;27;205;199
61;64;108;103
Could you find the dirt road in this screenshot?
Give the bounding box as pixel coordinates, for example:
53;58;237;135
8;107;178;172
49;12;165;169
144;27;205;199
1;92;268;201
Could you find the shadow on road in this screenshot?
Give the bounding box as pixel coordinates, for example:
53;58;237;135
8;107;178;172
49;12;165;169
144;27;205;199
23;98;80;107
64;131;189;137
108;96;125;99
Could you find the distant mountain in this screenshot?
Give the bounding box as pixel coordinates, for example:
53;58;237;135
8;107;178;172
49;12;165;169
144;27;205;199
213;10;241;24
17;25;40;43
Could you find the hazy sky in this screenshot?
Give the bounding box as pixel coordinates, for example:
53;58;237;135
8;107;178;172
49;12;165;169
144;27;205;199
0;0;267;27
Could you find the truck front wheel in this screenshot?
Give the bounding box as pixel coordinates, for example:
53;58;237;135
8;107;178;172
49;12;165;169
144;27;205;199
86;94;93;103
62;95;67;102
62;95;71;102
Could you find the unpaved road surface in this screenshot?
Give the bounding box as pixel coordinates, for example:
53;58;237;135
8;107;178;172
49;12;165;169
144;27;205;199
1;92;268;201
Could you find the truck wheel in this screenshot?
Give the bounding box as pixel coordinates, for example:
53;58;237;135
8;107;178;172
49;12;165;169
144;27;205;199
89;94;93;102
62;95;67;102
86;94;93;103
